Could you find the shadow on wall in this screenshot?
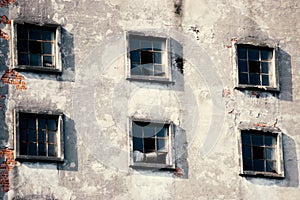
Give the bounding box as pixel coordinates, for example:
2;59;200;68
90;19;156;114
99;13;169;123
277;48;293;101
244;133;299;187
174;125;189;179
59;116;79;171
58;27;76;82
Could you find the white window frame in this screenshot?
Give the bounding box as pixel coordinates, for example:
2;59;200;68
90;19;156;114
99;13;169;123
238;128;284;178
125;31;172;83
128;118;175;169
11;21;62;73
14;110;64;162
232;40;279;91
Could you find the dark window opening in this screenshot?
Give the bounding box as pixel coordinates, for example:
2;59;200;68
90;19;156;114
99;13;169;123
237;45;273;87
132;121;170;165
241;130;278;174
17;112;62;160
17;24;56;68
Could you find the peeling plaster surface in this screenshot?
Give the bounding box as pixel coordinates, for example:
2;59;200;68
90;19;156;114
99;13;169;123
0;0;299;199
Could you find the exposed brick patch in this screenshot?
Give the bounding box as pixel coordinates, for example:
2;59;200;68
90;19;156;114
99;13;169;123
0;148;14;192
1;69;27;90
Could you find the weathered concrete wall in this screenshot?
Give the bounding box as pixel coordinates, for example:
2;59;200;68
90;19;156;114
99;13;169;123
0;0;299;199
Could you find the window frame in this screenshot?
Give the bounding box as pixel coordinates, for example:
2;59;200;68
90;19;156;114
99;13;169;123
126;31;172;83
11;21;62;73
128;118;175;169
238;128;284;178
14;110;64;162
233;41;279;91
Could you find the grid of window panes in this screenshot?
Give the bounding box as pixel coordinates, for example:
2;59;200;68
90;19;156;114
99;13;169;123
132;121;169;164
19;113;58;158
129;35;166;77
237;45;273;86
241;130;277;174
17;24;56;68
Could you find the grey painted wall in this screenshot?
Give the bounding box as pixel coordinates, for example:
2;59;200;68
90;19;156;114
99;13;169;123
0;0;299;199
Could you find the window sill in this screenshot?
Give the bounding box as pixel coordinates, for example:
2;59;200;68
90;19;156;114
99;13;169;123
240;171;284;179
14;66;62;74
235;85;280;92
130;162;175;170
126;76;174;84
16;155;64;163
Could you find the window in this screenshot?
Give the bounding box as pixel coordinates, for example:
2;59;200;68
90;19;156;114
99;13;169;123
127;34;171;82
129;120;174;169
16;112;64;161
236;44;278;90
239;130;284;178
15;23;61;72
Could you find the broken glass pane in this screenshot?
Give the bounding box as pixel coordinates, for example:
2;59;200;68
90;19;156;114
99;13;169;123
20;129;27;142
144;138;155;152
29;41;41;54
141;51;153;64
249;61;260;73
253;146;264;159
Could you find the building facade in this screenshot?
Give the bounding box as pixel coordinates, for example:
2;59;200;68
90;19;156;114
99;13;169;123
0;0;299;199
